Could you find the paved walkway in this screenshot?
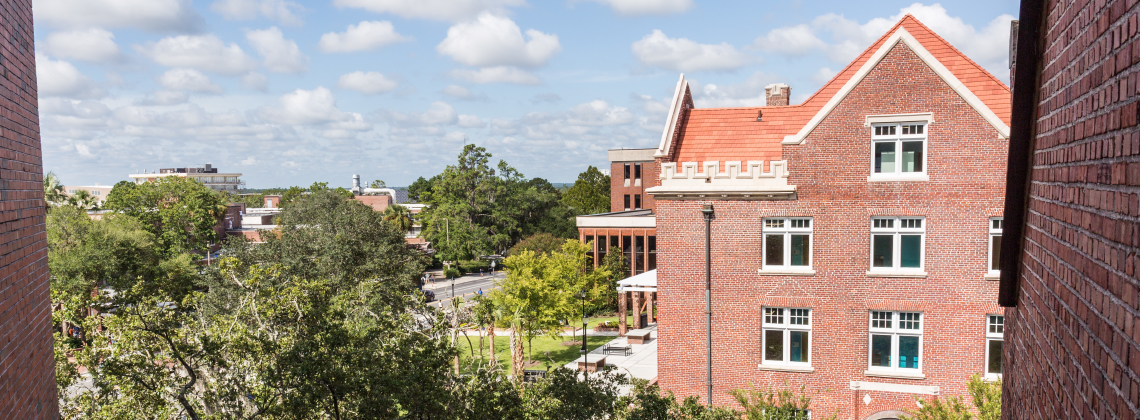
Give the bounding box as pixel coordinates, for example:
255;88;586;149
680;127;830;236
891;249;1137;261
564;324;657;395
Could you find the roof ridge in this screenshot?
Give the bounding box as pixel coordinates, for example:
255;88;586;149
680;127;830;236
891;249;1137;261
796;16;909;107
900;14;1010;91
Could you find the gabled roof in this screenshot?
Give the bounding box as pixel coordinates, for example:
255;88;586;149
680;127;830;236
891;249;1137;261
656;14;1012;165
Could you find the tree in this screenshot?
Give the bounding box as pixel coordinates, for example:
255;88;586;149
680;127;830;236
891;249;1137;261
66;189;101;211
509;233;566;256
407;176;436;202
903;374;1001;420
369;179;387;188
104;176;226;257
489;240;610;377
598;246;629;311
383;204;414;234
562;166;610;215
44;170;66;207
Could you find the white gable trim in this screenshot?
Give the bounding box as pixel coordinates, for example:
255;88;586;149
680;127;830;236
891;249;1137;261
655;73;689;158
781;28;1010;145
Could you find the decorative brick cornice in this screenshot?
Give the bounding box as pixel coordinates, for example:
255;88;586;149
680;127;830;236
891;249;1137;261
646;160;795;200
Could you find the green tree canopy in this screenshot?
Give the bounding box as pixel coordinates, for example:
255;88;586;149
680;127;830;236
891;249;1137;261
44;170;66;208
382;203;414;234
509;232;567;256
104;177;226;257
562;166;611;215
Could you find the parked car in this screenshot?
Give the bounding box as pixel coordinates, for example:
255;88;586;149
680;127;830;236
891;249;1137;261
421;290;436;302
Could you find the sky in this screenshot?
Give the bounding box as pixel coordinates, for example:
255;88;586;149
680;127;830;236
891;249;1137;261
33;0;1021;189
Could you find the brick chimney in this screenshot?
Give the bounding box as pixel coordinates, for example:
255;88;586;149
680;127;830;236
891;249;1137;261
765;83;790;106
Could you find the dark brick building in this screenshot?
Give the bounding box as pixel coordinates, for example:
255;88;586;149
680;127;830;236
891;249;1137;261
0;0;60;417
999;0;1140;419
651;16;1012;418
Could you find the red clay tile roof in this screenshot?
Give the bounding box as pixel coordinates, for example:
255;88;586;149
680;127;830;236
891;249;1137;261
671;14;1011;168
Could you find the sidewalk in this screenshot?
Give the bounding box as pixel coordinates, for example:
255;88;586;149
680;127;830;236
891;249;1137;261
564;324;658;395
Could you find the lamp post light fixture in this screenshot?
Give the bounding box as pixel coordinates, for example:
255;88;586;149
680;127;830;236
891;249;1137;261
700;204;714;409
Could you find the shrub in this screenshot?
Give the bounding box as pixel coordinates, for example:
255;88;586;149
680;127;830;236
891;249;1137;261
445;267;462;279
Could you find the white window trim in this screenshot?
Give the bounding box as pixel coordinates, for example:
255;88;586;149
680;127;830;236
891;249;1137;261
869;122;928;181
867;311;924;375
761;218;814;272
985;314;1004;380
868;217;926;275
987;218;1004;278
761;307;813;368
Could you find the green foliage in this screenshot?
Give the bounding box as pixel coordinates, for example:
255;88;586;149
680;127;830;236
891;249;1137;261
598;245;628;311
104;176;226;257
733;384;827;420
419;145;578;262
66;189;101;211
510;232;568;257
561;165;611;215
520;367;626;420
369;179;387;188
445;267;462;279
225;192;266;209
407;175;436;202
382;203;414;233
47;206;160;297
277;182;354;208
905;375;1001;420
44;171;66;207
223;190;430;290
456;259;490;273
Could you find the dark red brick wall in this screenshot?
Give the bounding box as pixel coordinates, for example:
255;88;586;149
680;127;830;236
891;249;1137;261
610;160;657;212
1002;0;1140;419
0;0;59;418
657;44;1007;418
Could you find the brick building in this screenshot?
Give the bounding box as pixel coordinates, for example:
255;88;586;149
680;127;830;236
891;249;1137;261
650;16;1012;418
577;148;661;333
0;0;60;417
999;0;1140;419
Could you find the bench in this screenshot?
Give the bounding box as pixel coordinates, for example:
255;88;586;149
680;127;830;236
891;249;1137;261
576;356;606;372
602;344;632;356
626;329;652;345
523;368;549;383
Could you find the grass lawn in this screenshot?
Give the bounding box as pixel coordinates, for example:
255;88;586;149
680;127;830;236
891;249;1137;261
455;334;613;372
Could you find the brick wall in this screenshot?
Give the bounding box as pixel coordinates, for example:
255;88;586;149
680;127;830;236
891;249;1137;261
1001;0;1140;418
610;160;657;212
0;0;60;417
657;43;1006;417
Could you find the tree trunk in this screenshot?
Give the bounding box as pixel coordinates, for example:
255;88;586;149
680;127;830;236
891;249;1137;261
488;323;497;367
510;323;524;381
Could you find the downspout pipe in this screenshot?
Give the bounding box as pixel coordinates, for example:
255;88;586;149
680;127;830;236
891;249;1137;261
701;204;714;409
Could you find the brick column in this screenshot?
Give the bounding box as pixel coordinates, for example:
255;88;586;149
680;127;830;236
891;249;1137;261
0;0;59;417
631;291;642;329
618;291;627;336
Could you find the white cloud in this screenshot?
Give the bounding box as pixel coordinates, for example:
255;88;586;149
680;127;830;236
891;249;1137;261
35;53;103;98
457;114;486;128
449;67;541;85
382;101;458;126
631;30;749;72
437;13;561;68
440;85;488;101
751;24;827;56
688;71;781;108
242;72;269;91
331;0;525;22
35;0;202;32
811;67;837;84
256;87;372;138
581;0;692;16
755;4;1015;81
156;68;224;93
319;21;411;53
134;90;191;106
43;29;123;63
136;34;258;75
337;71;398;94
210;0;304;26
246;27;309;73
567;100;633;126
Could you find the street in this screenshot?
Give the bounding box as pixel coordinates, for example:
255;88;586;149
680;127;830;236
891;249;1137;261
423;271;505;307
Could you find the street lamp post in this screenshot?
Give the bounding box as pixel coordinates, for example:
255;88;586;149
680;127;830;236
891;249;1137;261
578;288;588;357
701;204;714;409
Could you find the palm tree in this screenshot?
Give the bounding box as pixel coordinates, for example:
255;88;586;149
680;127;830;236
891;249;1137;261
43;171;65;207
66;189;101;211
382;204;414;234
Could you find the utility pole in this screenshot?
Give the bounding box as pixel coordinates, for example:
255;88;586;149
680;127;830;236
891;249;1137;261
701;204;714;410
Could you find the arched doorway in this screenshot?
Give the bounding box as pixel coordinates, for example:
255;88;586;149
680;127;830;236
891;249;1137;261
865;410;908;420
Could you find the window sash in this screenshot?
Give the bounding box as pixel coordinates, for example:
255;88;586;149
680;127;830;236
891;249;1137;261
871;123;927;175
762;307;811;365
870;218;924;270
763;218;813;269
989;218;1004;272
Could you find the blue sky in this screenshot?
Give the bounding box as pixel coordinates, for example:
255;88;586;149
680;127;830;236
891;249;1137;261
34;0;1020;188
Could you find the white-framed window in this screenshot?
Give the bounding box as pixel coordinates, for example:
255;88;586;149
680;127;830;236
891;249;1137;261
763;218;813;270
872;122;927;177
870;217;925;273
868;311;923;373
762;307;811;366
988;218;1003;276
91;190;100;195
67;189;77;194
985;315;1004;379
